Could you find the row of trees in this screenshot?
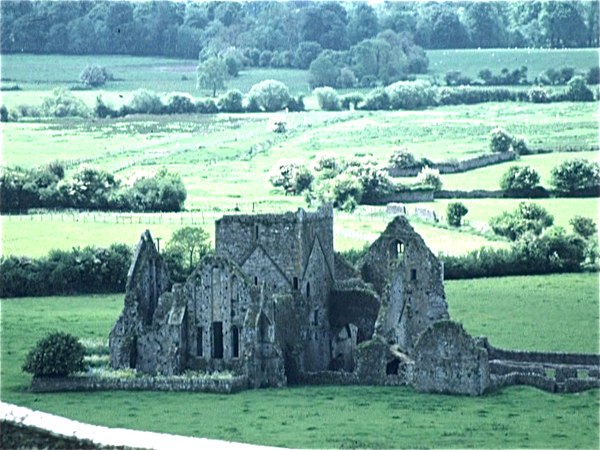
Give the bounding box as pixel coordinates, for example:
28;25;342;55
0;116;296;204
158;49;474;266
445;66;600;87
0;164;187;213
2;1;598;59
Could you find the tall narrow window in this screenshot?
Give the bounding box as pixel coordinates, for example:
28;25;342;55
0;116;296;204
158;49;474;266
313;309;319;326
254;276;258;286
212;322;223;359
232;326;240;358
196;327;203;357
255;224;259;240
293;277;299;290
306;282;311;298
411;269;417;281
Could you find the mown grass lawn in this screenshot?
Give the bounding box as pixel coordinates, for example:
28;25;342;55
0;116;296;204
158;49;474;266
1;273;598;448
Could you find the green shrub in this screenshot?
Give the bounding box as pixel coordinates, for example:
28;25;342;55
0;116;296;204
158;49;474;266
500;165;540;191
550;157;600;193
120;89;164;115
564;75;594;102
79;64;113;88
314;87;341;111
22;332;85;378
386;80;436;110
489;127;514;153
42;88;91;118
218;89;244;113
489;201;554;241
528;86;550;103
0;104;9;122
570;215;597;240
416;166;442;191
341;93;364;110
196;98;218;114
361;88;390;110
447;202;468;227
165;93;196;114
247;80;291;112
332;173;363;208
388;147;418;169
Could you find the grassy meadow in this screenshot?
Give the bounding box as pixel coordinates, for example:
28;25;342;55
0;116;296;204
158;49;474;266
1;273;598;449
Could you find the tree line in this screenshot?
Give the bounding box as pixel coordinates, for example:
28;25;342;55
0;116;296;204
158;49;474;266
1;1;598;61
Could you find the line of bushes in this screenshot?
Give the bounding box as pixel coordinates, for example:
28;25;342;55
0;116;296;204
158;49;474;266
0;244;133;298
315;75;597;112
1;82;305;122
0;164;187;213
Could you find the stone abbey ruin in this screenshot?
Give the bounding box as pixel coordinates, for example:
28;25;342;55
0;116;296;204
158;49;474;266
109;205;599;395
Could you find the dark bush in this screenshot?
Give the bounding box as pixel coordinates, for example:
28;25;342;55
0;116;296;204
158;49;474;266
489;201;553;241
361;88;390;110
341;93;364;110
165;93;196;114
314;87;341;111
570;215;597;239
0;243;132;298
551;157;600;193
587;67;600;85
0;104;9;122
79;64;113;88
218;89;244;113
446;202;468;227
286;95;305;112
22;332;85;378
500;165;540;192
564;76;594;102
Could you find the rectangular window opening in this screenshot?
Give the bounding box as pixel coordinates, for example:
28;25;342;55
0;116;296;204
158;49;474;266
411;269;417;281
212;322;223;359
196;327;203;357
293;277;299;290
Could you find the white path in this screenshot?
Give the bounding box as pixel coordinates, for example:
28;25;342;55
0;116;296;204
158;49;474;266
1;402;289;450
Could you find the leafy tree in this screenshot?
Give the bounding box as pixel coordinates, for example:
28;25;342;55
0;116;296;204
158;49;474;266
196;57;228;97
300;2;349;51
447;202;468;227
430;9;470;49
550;157;600;193
331;173;363;211
165;226;211;279
294;41;323;70
164;93;196;114
121;89;163;115
464;2;507;49
247;80;291;112
309;55;339;89
490;201;554;241
22;332;85;378
500;165;541;192
0;104;9;122
347;2;379;45
337;67;357;88
540;1;587;47
268;158;310;192
570;215;597;240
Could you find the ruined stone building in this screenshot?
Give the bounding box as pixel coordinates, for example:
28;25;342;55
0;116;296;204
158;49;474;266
110;204;599;395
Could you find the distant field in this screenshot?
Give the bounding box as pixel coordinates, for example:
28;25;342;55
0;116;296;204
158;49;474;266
1;273;597;449
439;150;600;190
427;48;599;80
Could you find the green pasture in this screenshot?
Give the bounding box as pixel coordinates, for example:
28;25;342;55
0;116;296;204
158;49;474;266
406;197;598;231
1;273;598;448
427;48;600;80
441;150;599;190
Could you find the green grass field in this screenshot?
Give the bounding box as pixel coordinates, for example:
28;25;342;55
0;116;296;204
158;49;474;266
1;273;598;448
427;48;600;81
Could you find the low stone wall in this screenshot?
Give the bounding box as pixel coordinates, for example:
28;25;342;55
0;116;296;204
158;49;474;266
387;151;517;177
30;375;249;394
370;189;435;205
489;360;545;376
488;373;600;394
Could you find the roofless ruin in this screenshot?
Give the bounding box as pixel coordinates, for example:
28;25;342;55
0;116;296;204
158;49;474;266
109;205;599;395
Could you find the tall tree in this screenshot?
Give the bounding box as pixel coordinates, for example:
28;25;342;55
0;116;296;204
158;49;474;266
196;57;228;97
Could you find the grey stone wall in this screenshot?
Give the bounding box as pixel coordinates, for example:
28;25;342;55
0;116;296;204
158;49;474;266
110;230;171;371
387;151;517;177
370;189;435;205
30;375;249;393
360;216;449;354
412;321;490;396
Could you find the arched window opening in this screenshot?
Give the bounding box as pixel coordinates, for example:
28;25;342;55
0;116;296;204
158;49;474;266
232;326;240;358
390;240;405;260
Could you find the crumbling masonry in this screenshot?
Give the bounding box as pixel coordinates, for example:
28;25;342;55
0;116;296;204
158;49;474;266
110;205;599;395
